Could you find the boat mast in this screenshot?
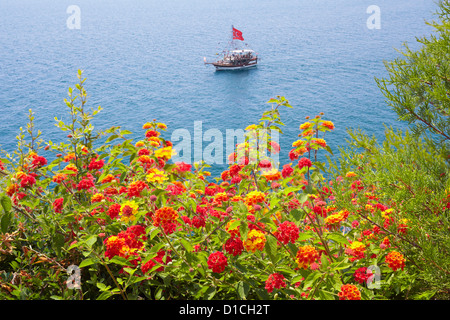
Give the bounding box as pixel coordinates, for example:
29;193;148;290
230;25;234;51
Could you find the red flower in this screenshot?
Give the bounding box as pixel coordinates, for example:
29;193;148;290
289;149;299;161
142;250;172;274
107;203;121;219
31;155;47;168
223;237;244;256
207;251;228;273
229;164;242;176
127;180;149;198
269;141;280;154
281;164;293;178
138;148;150;156
145;130;159;138
20;174;36;188
353;267;373;285
265;273;287;293
77;176;95;191
274;221;299;245
88;157;105;171
298;157;312;169
53;198;64;213
174;162;192;173
192;216;206;229
258;159;272;169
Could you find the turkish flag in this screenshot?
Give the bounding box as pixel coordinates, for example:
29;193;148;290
232;27;244;41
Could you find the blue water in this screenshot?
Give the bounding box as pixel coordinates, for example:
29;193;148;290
0;0;438;176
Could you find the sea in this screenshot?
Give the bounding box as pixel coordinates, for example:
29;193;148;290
0;0;439;178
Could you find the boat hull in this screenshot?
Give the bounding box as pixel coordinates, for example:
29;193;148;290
214;62;257;71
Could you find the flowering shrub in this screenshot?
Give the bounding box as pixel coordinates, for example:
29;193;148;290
0;70;448;300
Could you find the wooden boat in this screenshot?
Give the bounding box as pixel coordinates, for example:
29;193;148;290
204;26;258;71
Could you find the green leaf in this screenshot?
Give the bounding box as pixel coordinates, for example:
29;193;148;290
79;258;95;268
303;271;322;290
180;239;193;253
236;281;250;299
326;233;349;246
205;286;217;300
265;235;278;264
1;195;12;213
240;220;249;241
290;209;304;222
1;211;12;233
297;231;314;242
85;235;98;249
227;219;241;232
109;256;132;266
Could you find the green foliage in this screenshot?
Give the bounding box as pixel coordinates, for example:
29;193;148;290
375;0;450;154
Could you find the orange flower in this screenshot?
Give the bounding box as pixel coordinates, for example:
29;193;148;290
135;141;145;148
324;210;348;226
214;192;229;203
146;168;168;184
64;164;78;175
63;153;76;162
311;138;327;148
153;207;179;228
295;245;319;269
101;174;116;184
338;284;361;300
91;193;105;203
52;173;68;184
299;122;313;130
385;251;406;271
292;140;305;148
345;241;366;260
321;120;335;130
157;123;167;130
138;155;153;164
346;171;357;178
6;184;18;197
245;191;265;206
147;136;161;147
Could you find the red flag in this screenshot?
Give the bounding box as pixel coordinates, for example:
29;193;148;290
232;27;244;41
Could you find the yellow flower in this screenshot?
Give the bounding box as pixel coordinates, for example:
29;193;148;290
154;146;174;160
16;171;27;179
245;124;257;131
120;200;139;223
146;168;168;184
157;123;167;130
349;241;365;251
381;208;394;219
243;229;266;252
292;139;305;148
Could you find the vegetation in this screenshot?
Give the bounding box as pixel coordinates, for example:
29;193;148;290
0;1;449;301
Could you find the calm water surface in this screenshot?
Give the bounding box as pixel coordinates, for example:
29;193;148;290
0;0;438;176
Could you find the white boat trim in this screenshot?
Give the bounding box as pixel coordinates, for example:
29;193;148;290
215;64;257;71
